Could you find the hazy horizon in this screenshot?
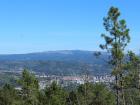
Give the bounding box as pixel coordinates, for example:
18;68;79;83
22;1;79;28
0;49;104;55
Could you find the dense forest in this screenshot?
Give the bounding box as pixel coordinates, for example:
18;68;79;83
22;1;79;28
0;6;140;105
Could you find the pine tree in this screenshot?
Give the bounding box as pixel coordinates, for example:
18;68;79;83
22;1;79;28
44;81;67;105
77;83;115;105
0;84;21;105
66;91;79;105
123;51;140;104
100;6;130;105
19;69;39;105
90;83;115;105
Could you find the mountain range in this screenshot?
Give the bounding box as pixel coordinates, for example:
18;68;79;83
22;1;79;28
0;50;111;75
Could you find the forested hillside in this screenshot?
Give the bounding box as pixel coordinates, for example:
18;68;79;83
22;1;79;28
0;51;111;75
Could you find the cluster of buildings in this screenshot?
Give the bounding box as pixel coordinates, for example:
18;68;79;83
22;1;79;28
36;74;115;89
0;70;115;90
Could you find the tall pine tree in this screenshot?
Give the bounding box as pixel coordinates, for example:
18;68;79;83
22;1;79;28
100;7;130;105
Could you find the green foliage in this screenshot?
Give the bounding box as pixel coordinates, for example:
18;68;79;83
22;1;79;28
122;51;140;104
100;6;130;72
0;84;21;105
44;82;68;105
76;83;115;105
66;91;79;105
0;66;140;105
19;69;39;105
90;84;115;105
0;70;116;105
100;6;131;105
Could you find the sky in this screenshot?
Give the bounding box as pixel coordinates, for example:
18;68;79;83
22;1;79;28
0;0;139;54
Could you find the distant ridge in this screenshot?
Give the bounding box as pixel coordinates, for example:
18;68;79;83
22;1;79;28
0;50;111;75
0;50;107;62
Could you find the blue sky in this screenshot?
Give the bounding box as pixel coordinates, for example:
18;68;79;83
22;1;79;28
0;0;139;54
